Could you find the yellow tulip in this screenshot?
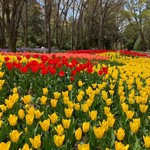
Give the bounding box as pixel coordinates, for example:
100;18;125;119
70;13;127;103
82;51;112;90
62;91;69;97
5;99;15;109
74;103;80;110
9;130;22;143
42;87;48;95
89;110;97;121
18;109;25;119
93;126;105;139
115;128;125;141
40;96;47;105
29;134;41;149
0;112;2;119
109;90;114;95
49;112;58;124
0;80;5;86
86;99;93;107
62;119;71;129
22;95;31;104
64;108;73;118
78;143;90;150
92;83;97;89
129;118;140;133
54;134;65;147
26;106;35;115
82;103;89;112
67;101;74;108
115;141;129;150
143;136;150;148
75;127;82;141
107;116;116;127
121;103;129;112
139;104;148;113
19;143;32;150
67;84;73;91
55;124;64;135
100;119;109;132
0;104;7;112
25;114;34;125
53;91;61;99
77;94;83;102
102;90;108;100
8;114;18;126
106;98;113;106
12;87;17;94
24;127;28;133
78;80;83;87
104;107;110;115
0;72;4;78
35;109;43;119
50;99;58;108
125;110;134;119
82;122;90;133
0;141;11;150
0;120;2;128
63;96;69;104
39;118;50;131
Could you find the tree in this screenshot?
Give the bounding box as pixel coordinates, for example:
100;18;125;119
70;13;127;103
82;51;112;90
0;0;26;52
124;0;150;51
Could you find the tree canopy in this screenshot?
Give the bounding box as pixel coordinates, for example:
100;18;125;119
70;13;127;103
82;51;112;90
0;0;150;52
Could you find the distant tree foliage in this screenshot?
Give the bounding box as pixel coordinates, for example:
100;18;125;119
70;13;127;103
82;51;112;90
0;0;150;52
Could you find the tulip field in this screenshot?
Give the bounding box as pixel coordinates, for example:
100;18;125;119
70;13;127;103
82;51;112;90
0;50;150;150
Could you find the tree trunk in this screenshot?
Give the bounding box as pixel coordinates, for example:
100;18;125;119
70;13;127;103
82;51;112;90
0;21;6;48
8;31;17;52
24;0;29;47
139;28;147;51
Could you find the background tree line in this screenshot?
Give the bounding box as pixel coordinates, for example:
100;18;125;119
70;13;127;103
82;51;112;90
0;0;150;52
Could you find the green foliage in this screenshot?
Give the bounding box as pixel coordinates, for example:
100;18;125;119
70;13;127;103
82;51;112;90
123;23;139;50
133;36;142;51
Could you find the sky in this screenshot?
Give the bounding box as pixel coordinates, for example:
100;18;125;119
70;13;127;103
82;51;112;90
36;0;44;6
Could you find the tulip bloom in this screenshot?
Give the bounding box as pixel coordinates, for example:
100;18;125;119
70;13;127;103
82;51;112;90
115;141;129;150
53;92;61;99
93;126;105;139
129;118;140;133
54;135;65;147
9;130;22;143
40;96;47;105
82;122;90;133
39;118;50;131
75;127;82;141
67;84;73;91
64;108;73;118
50;99;58;108
55;124;64;135
89;110;97;121
8;114;18;126
19;143;32;150
78;143;90;150
25;114;34;125
139;104;148;113
62;119;71;129
35;109;43;119
18;109;25;119
0;141;11;150
29;134;41;149
42;87;48;95
49;112;58;124
22;95;31;104
143;136;150;148
115;128;125;141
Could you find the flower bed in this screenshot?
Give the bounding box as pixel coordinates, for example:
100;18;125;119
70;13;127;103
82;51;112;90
0;50;150;150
